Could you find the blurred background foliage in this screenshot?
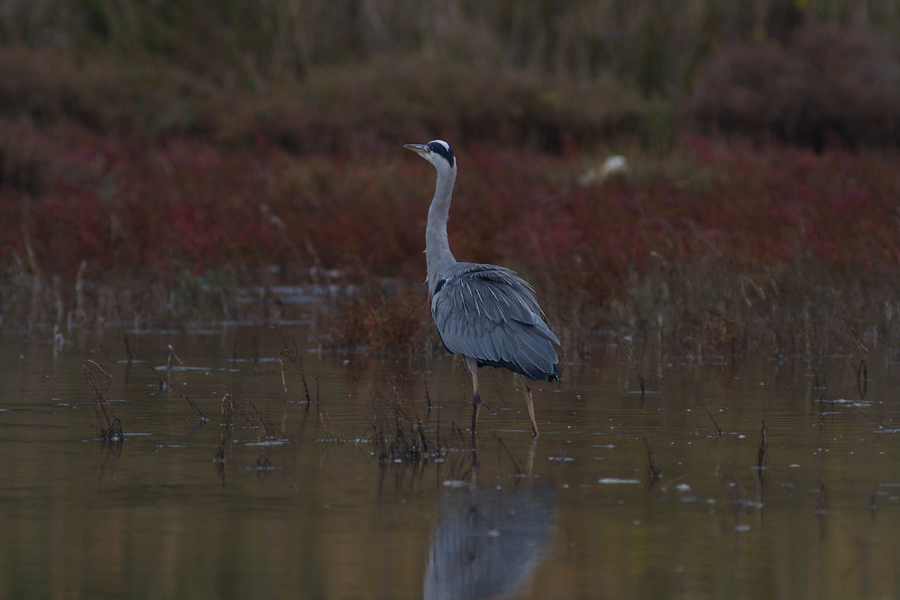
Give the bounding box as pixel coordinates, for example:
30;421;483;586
3;0;898;89
0;0;898;152
2;0;900;352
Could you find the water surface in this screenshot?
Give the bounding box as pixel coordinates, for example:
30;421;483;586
2;325;899;599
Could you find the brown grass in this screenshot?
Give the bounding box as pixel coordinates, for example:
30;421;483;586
327;282;434;354
83;358;124;442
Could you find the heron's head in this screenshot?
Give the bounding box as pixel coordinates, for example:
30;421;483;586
403;140;455;172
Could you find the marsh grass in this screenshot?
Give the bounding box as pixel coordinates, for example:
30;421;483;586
756;420;768;506
1;14;899;361
315;413;349;444
699;400;723;437
214;394;235;480
362;358;462;467
82;358;124;442
273;326;314;405
856;359;868;401
4;128;898;362
613;250;900;361
327;282;433;354
858;412;899;434
215;390;290;478
370;382;447;465
242;401;285;441
144;345;209;422
757;420;768;471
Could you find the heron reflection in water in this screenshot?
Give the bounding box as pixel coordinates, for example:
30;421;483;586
424;485;556;600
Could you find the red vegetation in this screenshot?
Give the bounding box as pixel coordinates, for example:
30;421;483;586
5;121;899;308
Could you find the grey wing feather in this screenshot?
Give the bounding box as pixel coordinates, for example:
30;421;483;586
431;263;559;381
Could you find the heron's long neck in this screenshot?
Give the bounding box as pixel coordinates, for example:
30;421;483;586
425;167;457;294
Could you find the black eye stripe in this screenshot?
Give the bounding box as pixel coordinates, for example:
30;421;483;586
427;141;455;169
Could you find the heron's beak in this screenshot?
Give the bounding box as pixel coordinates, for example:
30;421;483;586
403;143;428;157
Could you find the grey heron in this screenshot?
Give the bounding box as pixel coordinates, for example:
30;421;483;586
404;140;559;436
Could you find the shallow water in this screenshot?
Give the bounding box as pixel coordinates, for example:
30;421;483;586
2;325;900;600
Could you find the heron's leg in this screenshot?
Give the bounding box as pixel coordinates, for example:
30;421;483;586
466;357;482;435
522;376;539;436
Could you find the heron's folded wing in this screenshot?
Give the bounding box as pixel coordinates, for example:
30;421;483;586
431;264;559;381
